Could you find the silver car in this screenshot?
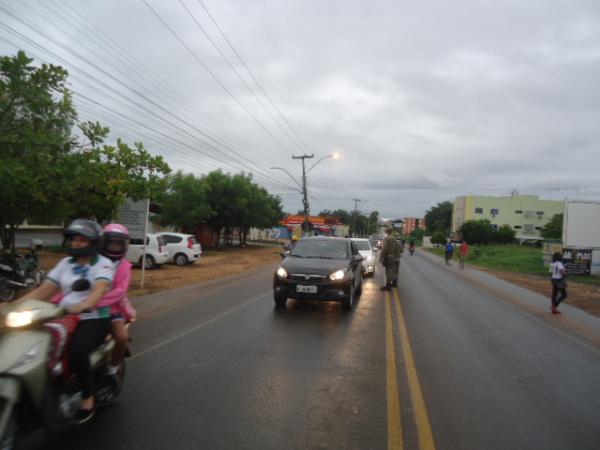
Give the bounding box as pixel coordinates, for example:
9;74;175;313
351;238;376;277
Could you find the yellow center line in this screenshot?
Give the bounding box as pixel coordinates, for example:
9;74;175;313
386;291;404;450
393;288;437;450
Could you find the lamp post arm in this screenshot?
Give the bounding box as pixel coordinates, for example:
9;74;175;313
269;167;303;190
306;155;332;174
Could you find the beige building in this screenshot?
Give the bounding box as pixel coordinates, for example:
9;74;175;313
452;194;564;240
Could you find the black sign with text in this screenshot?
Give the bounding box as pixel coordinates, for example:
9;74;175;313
562;248;592;275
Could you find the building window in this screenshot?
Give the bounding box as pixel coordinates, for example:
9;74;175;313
474;207;483;214
536;211;544;215
535;226;543;230
523;224;534;234
515;210;523;214
514;225;522;229
491;208;499;215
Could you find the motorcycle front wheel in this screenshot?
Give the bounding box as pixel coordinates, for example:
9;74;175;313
0;278;16;302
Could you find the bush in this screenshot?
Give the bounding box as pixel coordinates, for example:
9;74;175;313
460;219;492;244
494;224;516;244
431;230;447;247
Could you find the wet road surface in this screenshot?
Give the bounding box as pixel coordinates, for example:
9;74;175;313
17;250;600;449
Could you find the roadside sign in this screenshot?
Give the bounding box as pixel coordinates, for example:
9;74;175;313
562;248;592;275
115;198;149;240
115;198;150;287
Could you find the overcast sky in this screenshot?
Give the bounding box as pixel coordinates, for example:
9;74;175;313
1;0;599;218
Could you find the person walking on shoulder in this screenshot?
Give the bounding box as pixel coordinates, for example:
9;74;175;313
550;252;567;314
380;228;401;290
459;240;469;269
445;240;454;265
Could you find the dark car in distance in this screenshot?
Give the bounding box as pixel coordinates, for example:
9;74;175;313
273;237;363;310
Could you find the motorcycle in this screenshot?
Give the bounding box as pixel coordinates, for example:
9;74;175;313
409;244;415;255
0;299;127;449
0;243;45;302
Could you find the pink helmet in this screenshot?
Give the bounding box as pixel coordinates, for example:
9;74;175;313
101;223;130;260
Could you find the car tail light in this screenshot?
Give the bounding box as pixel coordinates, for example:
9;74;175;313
187;238;194;249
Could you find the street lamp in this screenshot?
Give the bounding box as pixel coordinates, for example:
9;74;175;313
270;153;339;236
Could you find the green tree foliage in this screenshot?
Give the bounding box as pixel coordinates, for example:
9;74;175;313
494;224;516;244
460;220;516;244
460;219;492;244
175;170;283;247
541;213;563;239
425;201;453;234
409;229;424;242
431;230;447;247
0;52;170;254
0;51;77;253
157;171;213;228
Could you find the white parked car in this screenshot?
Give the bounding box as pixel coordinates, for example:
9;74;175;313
126;234;170;269
351;238;376;277
157;232;202;266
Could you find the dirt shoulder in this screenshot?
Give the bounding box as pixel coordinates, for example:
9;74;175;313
477;269;600;317
38;246;282;297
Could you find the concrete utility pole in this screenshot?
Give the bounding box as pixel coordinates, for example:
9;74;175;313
352;198;362;237
293;154;314;235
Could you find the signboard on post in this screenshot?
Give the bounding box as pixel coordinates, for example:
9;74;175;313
562;248;592;275
116;198;150;287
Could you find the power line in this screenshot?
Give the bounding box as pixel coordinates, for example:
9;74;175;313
0;10;292;188
140;0;294;155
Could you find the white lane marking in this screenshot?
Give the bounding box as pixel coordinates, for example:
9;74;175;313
129;291;270;361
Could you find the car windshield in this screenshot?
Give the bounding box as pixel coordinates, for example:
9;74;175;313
291;240;349;260
353;240;371;251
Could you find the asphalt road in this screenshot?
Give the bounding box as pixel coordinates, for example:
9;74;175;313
18;250;600;450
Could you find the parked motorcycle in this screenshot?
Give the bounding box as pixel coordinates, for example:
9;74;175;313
0;299;127;449
0;243;45;302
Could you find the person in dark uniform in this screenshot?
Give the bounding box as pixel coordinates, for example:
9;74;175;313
380;228;401;290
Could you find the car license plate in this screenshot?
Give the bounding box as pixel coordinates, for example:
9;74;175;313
297;285;317;293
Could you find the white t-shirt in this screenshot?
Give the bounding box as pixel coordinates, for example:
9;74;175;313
550;261;565;279
47;255;115;320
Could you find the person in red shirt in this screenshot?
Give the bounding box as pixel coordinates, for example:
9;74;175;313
459;240;469;269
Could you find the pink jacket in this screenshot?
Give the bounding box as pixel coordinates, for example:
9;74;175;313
51;259;136;321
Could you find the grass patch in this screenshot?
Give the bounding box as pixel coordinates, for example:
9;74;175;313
425;244;600;286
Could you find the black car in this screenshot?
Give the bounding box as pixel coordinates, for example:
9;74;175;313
273;237;363;310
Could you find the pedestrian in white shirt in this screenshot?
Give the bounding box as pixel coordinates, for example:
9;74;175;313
549;252;567;314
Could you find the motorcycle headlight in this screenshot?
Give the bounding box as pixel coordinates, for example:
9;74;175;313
329;269;345;281
6;310;38;328
276;267;288;278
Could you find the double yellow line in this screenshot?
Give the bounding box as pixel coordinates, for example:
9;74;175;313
386;289;436;450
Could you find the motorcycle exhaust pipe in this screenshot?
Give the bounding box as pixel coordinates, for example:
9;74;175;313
4;279;30;288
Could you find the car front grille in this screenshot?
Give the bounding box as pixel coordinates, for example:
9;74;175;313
288;273;328;283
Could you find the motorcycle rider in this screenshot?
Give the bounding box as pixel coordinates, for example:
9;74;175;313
18;219;115;424
97;223;135;381
409;238;416;254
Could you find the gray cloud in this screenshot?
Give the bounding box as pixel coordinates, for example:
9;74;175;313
1;0;599;218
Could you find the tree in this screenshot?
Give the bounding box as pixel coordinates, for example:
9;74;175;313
541;213;563;239
409;229;424;242
0;51;76;254
431;230;447;247
0;52;171;254
425;201;453;234
494;224;516;244
460;219;493;245
156;171;213;228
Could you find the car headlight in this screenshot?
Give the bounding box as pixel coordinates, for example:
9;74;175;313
329;269;345;281
276;267;288;278
6;310;38;328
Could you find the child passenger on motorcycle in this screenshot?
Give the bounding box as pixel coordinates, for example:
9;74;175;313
96;223;135;379
19;219;115;424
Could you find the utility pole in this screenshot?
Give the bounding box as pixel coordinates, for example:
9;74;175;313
293;154;314;235
352;198;362;237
